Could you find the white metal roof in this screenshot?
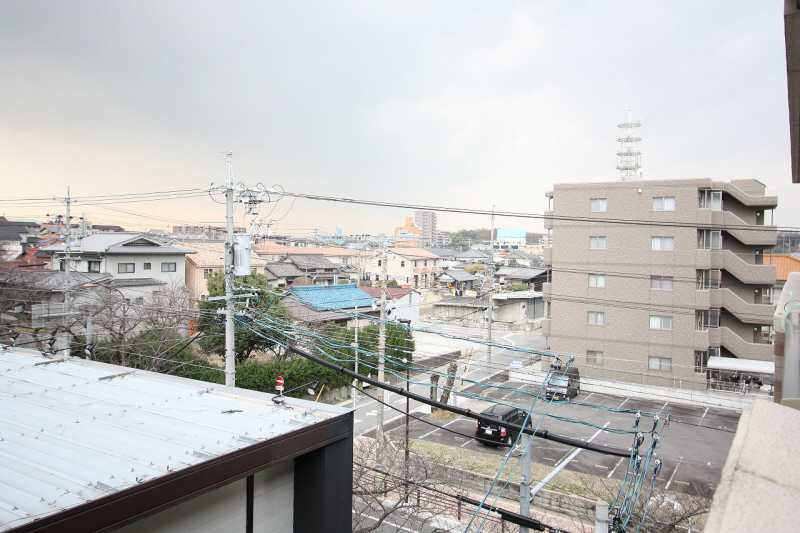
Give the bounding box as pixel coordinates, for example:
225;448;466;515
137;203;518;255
707;356;775;375
0;347;347;531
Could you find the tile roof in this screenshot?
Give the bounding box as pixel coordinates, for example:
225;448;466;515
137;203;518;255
390;247;442;260
436;269;478;282
180;241;266;267
497;267;549;280
108;278;168;287
285;254;338;270
40;233;194;256
264;263;306;278
764;253;800;281
287;283;375;311
360;287;417;299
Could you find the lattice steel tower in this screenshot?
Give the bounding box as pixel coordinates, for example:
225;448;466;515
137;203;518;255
616;110;642;181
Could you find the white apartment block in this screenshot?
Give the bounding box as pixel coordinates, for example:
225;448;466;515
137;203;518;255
542;179;778;388
414;210;437;248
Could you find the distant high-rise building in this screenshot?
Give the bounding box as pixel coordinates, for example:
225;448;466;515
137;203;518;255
394;217;421;247
414;210;438;247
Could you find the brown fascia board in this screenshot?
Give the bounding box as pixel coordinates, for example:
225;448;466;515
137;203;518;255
8;412;353;533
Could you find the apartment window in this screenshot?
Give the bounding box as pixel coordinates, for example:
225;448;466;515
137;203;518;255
698;230;722;250
424;260;428;266
651;236;674;251
414;260;418;267
696;269;721;289
652;197;676;211
118;263;135;273
161;262;177;272
400;260;405;267
650;276;673;290
763;287;781;304
590;198;607;212
696;346;720;373
588;311;605;325
695;309;720;330
650;315;673;330
378;259;382;267
588;274;606;288
88;261;101;273
587;350;604;365
143;262;151;270
203;268;214;279
761;326;773;342
649;356;672;372
59;260;66;271
589;236;606;250
699;189;722;210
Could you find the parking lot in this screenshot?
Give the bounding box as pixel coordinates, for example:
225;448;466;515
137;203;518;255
382;379;740;495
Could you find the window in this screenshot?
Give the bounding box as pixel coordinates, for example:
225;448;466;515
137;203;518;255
695;309;720;330
414;260;418;267
652;196;676;211
587;350;604;365
588;274;606;288
649;356;672;372
377;259;382;266
143;262;151;270
695;347;720;373
59;260;66;271
161;262;177;272
650;315;673;330
699;189;722;210
588;311;605;325
651;236;674;251
203;268;214;279
400;260;405;267
696;269;721;289
761;326;773;342
118;263;135;273
650;276;673;290
590;198;607;212
88;261;101;273
698;230;722;250
424;260;428;266
589;236;606;250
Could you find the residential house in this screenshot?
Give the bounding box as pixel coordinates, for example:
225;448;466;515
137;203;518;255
283;283;377;327
497;267;550;291
426;248;461;269
499;251;541;268
264;263;306;288
543;178;777;387
180;241;267;302
763;253;800;304
435;269;479;292
364;247;443;288
281;254;348;285
361;286;422;323
38;233;195;297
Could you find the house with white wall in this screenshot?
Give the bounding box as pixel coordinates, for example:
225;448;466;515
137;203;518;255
363;247;442;288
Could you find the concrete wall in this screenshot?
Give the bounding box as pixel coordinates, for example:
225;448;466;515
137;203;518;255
105;254;187;285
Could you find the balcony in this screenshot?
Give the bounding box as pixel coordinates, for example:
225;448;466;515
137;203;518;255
721;183;778;208
722;211;777;247
542;282;551;300
718;288;774;325
544;211;553;230
712;250;776;285
543;247;552;266
720;327;773;361
541;318;551;337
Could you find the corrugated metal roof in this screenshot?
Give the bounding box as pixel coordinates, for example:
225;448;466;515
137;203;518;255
0;348;346;531
108;277;167;287
436;269;478;282
707;356;774;374
287;283;374;310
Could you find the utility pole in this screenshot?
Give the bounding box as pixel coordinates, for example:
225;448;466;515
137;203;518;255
519;433;532;533
54;189;73;357
224;152;236;387
376;241;388;440
352;305;360;409
487;206;495;365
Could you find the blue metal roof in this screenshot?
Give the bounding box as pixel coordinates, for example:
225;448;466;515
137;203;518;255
287;283;375;311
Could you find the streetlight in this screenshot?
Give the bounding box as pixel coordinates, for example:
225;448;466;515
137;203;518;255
83;283;126;367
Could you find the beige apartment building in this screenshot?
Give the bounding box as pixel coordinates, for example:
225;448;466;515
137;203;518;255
542;179;778;388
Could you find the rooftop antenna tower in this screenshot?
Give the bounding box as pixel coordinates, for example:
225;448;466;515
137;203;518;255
616;110;642;181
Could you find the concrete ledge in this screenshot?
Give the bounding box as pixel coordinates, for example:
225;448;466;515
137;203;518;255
705;400;800;533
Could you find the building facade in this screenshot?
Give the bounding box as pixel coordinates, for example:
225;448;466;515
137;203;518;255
414;210;438;247
542;179;778;388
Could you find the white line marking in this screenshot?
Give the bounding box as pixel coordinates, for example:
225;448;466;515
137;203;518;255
394;398;406;404
595;464;609;469
366;410;377;417
665;456;683;490
543;456;558;462
419;417;464;439
461;438;475;448
618;397;630;408
576;392;595;405
608;458;625;478
699;407;709;426
352;510;416;532
658;402;669;414
354;419;362;424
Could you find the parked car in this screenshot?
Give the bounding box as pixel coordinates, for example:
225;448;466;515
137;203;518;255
474;404;532;446
545;367;580;400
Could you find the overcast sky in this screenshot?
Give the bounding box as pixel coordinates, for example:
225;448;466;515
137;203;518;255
0;1;795;236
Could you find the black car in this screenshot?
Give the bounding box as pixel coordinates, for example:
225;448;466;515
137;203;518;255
474;404;532;447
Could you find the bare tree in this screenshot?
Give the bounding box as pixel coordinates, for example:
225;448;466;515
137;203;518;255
352;436;466;532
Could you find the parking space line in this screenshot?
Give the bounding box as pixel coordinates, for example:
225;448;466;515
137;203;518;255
595;465;609;469
576;392;594;404
618;397;630;408
699;407;709;427
665;456;683;490
658;402;669;414
419;417;465;440
608;457;625;478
